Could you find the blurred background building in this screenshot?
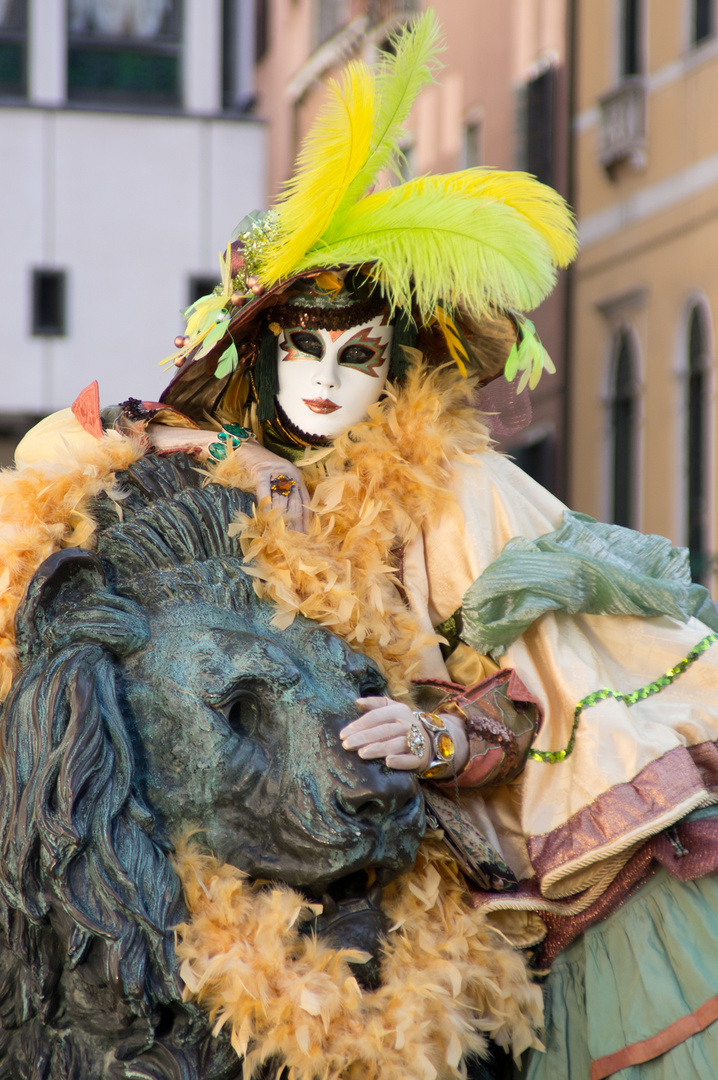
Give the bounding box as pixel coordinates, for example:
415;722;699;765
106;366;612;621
0;0;265;461
1;0;715;592
570;0;718;594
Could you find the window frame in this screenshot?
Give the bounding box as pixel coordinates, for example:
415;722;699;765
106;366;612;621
682;299;714;582
691;0;714;46
0;0;28;99
462;113;483;170
188;275;221;308
31;269;68;338
618;0;644;80
525;65;556;188
314;0;350;49
66;0;182;108
607;326;641;529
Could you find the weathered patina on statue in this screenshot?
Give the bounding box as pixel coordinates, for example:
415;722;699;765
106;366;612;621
0;455;425;1079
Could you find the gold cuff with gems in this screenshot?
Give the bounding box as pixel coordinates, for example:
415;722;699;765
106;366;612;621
413;711;456;780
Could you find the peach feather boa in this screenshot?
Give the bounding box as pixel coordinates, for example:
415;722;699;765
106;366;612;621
0;357;485;701
175;364;543;1076
173;836;542;1080
0;432;145;699
213;355;491;698
0;365;542;1074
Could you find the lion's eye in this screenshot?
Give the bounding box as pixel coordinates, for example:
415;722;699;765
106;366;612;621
225;690;262;736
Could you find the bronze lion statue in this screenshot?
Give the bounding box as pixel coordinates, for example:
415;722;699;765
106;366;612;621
0;455;428;1079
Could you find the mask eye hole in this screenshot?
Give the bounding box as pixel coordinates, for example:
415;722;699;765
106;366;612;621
340;344;378;368
285;330;324;359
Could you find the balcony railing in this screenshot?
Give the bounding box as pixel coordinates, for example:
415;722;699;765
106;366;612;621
367;0;419;26
598;77;646;171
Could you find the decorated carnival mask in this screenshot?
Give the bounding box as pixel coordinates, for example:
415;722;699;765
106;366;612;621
276;315;393;438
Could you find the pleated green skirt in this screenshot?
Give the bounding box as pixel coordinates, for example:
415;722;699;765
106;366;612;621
521;867;718;1079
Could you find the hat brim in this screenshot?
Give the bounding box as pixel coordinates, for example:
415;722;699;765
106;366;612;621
160;267;517;422
160;268;328;410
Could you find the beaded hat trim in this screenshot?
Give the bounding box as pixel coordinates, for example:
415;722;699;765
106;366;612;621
262;293;389;333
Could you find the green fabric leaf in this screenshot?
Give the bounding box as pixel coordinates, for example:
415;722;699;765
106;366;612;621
214;341;238;380
232;209;268;239
504;343;519;382
194;319;230;360
506;317;555;392
461;511;718;657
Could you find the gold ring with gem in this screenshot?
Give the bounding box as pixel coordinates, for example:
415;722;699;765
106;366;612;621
406;723;427;759
270;474;297;497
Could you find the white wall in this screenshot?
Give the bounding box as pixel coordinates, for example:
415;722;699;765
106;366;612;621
0;108;265;412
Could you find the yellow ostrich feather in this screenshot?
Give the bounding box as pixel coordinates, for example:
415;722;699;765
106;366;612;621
407;168;579;268
338;9;443;209
432;306;469;376
260;61;375;285
301;181;558;323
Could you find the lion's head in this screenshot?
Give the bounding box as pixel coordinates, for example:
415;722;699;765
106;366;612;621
0;454;425;1079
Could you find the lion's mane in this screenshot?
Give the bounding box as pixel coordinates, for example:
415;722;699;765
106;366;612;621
0;456;256;1080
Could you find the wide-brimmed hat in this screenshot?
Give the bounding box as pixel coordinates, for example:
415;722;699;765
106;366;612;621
160;10;576;424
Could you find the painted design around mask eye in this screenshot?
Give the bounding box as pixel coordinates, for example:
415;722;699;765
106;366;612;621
280;329;325;361
338;324;387;377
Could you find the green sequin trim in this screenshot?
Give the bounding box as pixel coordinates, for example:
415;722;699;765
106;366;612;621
528;632;718;764
434;608;463;659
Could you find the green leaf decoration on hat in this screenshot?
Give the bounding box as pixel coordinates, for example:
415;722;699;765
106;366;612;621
505;316;556;391
161;243;234;371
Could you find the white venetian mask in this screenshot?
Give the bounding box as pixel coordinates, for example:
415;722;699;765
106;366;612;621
275;316;393;439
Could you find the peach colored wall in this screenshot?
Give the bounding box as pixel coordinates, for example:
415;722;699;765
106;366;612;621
257;1;567;190
571;0;718;593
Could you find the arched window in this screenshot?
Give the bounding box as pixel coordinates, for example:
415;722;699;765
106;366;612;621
693;0;714;45
621;0;643;77
611;330;638;528
686;304;710;580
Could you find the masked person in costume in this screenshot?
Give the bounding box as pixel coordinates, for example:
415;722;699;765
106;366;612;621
9;12;718;1080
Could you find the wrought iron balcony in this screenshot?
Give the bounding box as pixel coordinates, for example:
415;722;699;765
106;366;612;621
367;0;419;26
598;78;646;171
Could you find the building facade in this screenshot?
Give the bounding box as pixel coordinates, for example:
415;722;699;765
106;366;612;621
0;0;265;462
570;0;718;593
255;0;573;496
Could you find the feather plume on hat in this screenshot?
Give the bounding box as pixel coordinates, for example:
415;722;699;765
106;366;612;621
162;9;577;398
254;10;576;320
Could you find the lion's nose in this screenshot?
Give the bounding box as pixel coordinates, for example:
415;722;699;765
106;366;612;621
336;769;418;820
